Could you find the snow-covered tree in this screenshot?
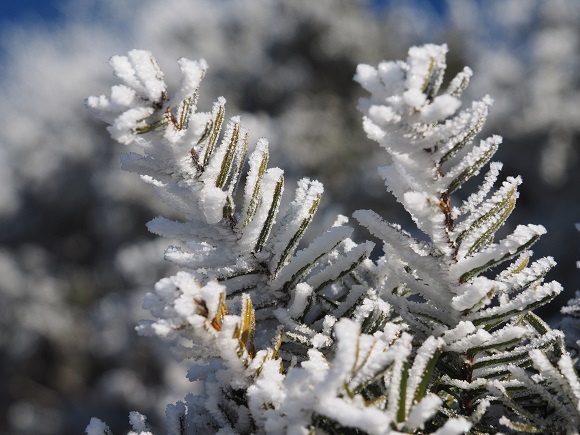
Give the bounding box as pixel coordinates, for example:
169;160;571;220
84;44;580;434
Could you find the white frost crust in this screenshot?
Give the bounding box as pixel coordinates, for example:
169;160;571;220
239;167;284;250
110;50;166;102
110;106;156;145
331;284;368;320
498;256;556;292
87;51;209;153
529;349;580;412
419;94;461;123
320;319;395;434
263;349;328;434
267;319;422;434
241;138;269;226
305;241;374;291
175;57;207;103
316;397;393;435
271;225;353;289
404;44;447;105
432;417;472;435
354;209;454;307
84;44;573;434
474;331;565;380
453;161;502;219
200;185;228;224
435;97;491;161
445;66;473;97
400;190;450;252
453;175;520;250
406;394;442;430
440;135;502;190
128;411;151;434
467;281;562;324
200;117;241;185
454;172;522;238
557;353;580;401
266;178;323;273
88;50;168;145
441;321;477;345
451;276;501;312
85;418;111;435
406;336;444;408
445;324;528;353
288;283;313;318
387;333;413;418
273;308;317;340
449;224;547;282
355;45;475;225
119;153;170;184
446;328;492;353
246;357;286;430
137;272;230;351
507;359;580;430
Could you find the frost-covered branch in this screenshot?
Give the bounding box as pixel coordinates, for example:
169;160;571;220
86;50;389;433
85;45;578;434
354;44;575;432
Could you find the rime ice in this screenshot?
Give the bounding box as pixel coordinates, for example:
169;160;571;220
86;44;577;434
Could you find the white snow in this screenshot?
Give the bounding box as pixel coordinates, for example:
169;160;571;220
419;94;461;123
432;417;471;435
174;57;208;103
111;50;166;102
450;224;547;282
451;276;498;311
407;393;442;429
288;283;313;318
85;418;111;435
128;411;152;434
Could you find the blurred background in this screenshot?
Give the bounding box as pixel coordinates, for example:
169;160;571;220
0;0;578;433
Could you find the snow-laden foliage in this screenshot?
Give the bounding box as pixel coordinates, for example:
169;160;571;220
354;43;578;433
2;2;579;433
86;50;387;358
86;46;579;434
86;50;395;433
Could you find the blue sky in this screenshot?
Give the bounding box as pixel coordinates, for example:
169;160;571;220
0;0;448;26
0;0;65;25
373;0;447;14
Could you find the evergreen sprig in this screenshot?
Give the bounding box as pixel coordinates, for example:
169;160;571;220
354;43;576;433
86;49;389;434
85;46;579;434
